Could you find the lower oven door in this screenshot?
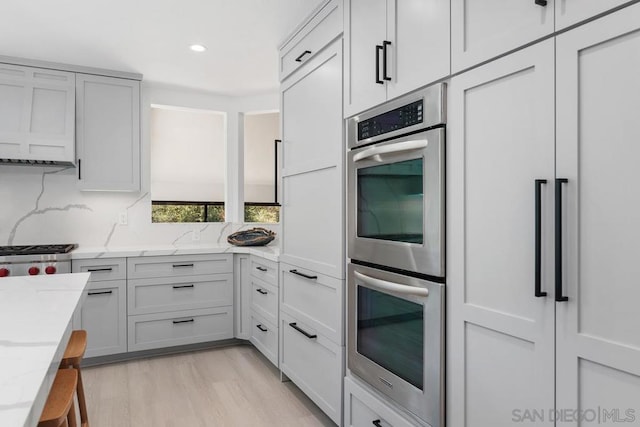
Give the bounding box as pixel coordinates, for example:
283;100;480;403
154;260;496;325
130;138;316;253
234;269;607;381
347;127;445;277
347;263;444;427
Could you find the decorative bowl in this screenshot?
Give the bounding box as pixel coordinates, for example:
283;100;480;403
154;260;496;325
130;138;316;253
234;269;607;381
227;227;276;246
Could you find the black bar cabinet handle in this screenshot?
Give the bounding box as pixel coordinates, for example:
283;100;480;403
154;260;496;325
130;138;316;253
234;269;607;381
535;179;548;297
172;263;194;268
77;158;81;180
295;50;312;62
256;266;267;272
289;269;318;280
173;284;194;289
382;40;392;81
256;324;268;332
372;420;383;427
87;267;113;272
555;178;569;302
88;290;112;296
256;288;268;295
375;45;383;84
173;318;195;324
535;0;548;6
289;322;317;339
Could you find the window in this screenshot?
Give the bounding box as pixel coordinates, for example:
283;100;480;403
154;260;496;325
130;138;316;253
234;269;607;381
243;112;280;223
150;106;226;223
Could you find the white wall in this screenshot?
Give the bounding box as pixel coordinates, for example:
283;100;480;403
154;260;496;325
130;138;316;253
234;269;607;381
0;82;280;248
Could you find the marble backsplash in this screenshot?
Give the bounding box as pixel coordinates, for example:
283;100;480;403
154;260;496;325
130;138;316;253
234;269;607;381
0;165;280;249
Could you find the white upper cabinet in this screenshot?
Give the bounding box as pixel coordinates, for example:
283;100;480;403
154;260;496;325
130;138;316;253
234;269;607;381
555;0;635;30
451;0;554;73
0;64;75;163
344;0;450;118
76;74;140;191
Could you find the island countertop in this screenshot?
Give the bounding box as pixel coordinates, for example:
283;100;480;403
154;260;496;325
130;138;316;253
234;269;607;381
0;273;90;427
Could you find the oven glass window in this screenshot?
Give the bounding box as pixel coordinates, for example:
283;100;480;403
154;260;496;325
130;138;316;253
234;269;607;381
357;158;423;244
357;286;424;390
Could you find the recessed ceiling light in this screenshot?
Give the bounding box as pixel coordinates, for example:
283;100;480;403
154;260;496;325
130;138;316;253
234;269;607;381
190;44;207;53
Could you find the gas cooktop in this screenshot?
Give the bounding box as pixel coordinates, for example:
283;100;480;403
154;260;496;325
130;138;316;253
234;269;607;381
0;244;78;257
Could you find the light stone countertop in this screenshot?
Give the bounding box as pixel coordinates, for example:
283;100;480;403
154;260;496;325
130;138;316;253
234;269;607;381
0;273;91;427
71;244;280;263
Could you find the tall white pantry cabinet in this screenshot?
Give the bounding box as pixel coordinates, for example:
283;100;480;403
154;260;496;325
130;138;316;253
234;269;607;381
447;4;640;426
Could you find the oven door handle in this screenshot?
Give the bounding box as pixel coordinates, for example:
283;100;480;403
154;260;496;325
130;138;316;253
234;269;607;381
354;271;429;298
352;139;428;163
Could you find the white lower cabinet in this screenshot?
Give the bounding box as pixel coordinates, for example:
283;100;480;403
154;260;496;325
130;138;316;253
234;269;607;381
250;312;278;367
126;254;234;352
344;377;417;427
234;254;251;340
72;258;127;358
73;279;127;358
280;311;343;425
128;307;233;352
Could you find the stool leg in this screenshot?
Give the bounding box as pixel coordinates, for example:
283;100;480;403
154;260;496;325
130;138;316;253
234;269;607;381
75;365;89;427
67;398;78;427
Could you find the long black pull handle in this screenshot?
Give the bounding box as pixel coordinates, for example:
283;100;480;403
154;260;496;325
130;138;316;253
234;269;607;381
173;318;195;324
172;263;194;268
382;41;392;81
289;269;318;280
295;50;311;62
372;420;383;427
289;322;317;339
535;0;548;6
88;290;113;296
256;324;268;332
256;288;268;295
555;178;569;302
535;179;548;297
375;45;383;84
173;284;194;289
87;267;113;272
77;158;82;180
255;266;268;272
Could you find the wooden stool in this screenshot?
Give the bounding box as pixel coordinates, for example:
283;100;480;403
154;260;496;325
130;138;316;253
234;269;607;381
59;330;89;427
39;368;78;427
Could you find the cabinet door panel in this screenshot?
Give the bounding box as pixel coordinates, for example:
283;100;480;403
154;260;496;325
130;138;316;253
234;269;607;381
556;0;634;30
386;0;450;100
76;74;140;191
344;0;387;117
451;0;553;73
76;280;127;358
281;166;343;279
281;41;342;176
556;5;640;419
447;40;555;427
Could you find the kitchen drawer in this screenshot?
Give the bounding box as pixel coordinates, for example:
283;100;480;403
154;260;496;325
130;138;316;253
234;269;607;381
250;256;278;287
127;254;232;279
250;312;278;368
128;307;233;352
344;377;417;427
128;273;233;315
279;0;342;81
73;280;127;358
280;262;343;345
72;258;126;282
250;277;278;326
280;311;343;425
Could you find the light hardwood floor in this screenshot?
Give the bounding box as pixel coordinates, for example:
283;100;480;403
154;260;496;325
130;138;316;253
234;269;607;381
82;344;336;427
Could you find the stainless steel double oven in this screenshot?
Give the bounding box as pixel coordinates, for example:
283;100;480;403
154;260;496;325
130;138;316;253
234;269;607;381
346;84;446;427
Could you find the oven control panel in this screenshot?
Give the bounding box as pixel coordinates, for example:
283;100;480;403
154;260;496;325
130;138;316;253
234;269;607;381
357;100;423;141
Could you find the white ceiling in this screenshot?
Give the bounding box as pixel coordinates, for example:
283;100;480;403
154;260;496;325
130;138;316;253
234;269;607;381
1;0;324;96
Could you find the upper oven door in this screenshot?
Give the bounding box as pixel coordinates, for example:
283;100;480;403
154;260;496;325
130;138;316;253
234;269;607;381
348;127;445;277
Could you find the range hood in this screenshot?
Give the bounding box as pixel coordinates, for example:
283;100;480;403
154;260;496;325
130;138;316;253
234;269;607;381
0;158;76;167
